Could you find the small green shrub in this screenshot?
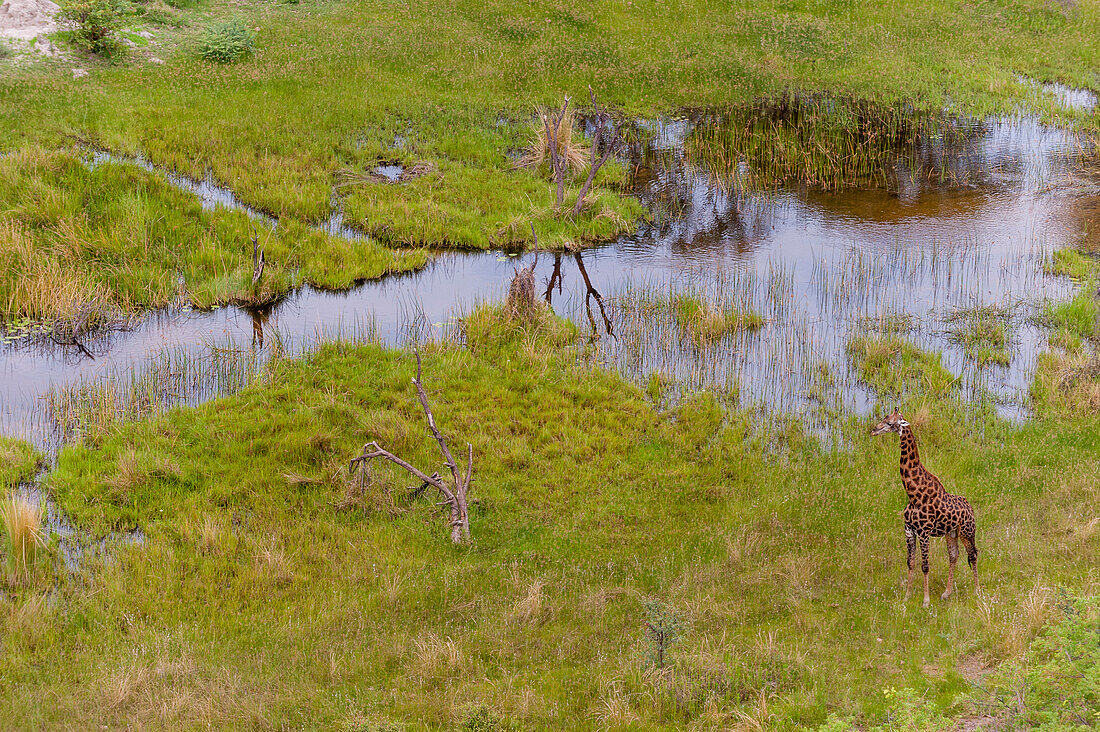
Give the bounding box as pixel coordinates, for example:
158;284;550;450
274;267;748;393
0;42;12;60
57;0;126;57
642;599;687;669
198;19;255;63
972;592;1100;728
460;704;506;732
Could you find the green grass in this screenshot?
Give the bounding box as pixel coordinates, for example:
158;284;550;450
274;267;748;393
0;307;1094;727
2;0;1099;254
0;438;42;487
0;149;428;321
946;305;1013;368
846;334;958;401
1044;247;1094;279
1041;288;1099;352
668;294;764;346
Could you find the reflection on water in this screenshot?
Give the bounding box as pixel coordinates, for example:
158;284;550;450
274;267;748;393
1;108;1097;448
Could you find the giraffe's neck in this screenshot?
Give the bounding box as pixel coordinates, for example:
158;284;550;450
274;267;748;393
899;425;928;493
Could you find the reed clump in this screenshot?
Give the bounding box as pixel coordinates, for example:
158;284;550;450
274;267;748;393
668;295;764;346
846;334;957;400
682;96;979;193
947;305;1014;367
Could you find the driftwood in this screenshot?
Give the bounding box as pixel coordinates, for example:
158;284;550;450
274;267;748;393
349;352;473;543
571;87;623;217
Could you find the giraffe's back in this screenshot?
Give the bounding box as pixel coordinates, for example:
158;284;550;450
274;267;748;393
905;491;975;538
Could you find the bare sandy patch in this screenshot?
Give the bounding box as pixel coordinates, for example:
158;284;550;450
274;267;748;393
0;0;59;41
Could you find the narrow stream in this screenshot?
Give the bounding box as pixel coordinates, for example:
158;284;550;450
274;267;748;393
1;110;1097;448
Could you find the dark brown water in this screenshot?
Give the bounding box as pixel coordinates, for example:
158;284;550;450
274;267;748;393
1;113;1096;447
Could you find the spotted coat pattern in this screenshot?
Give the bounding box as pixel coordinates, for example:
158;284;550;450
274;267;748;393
872;412;979;605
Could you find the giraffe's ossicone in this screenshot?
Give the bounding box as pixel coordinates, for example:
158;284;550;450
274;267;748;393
871;412;980;607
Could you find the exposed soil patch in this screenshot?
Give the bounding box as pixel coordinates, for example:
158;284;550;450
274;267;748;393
0;0;58;40
955;715;999;731
957;653;992;681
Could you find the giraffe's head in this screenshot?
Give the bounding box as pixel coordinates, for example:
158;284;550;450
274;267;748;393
870;411;909;437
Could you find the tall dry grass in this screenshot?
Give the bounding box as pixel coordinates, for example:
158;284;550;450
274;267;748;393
1;493;44;581
515;108;591;175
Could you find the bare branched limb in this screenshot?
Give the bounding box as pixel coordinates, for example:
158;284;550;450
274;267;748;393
571;86;622;217
413;350;461;487
542;96;570;210
349;353;474;543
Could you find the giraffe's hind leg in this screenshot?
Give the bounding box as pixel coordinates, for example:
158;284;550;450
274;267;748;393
920;534;931;608
961;530;979;594
942;530;959;600
903;525;916;601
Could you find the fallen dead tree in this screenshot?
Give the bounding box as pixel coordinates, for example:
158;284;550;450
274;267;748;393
349;352;473;543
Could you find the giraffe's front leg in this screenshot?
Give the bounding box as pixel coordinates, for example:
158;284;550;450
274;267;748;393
942;530;959;601
904;524;916;601
920;534;931;608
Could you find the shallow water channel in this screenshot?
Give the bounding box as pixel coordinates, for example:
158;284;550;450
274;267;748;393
1;111;1098;448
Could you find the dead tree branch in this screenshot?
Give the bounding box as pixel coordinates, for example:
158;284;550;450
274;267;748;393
350;351;473;543
571;87;622;217
251;237;266;287
543;96;570;210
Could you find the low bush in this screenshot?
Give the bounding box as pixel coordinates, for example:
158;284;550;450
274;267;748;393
198;19;255;63
972;592;1100;728
57;0;126;57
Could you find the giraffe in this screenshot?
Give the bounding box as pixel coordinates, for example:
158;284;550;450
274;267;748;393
871;412;979;607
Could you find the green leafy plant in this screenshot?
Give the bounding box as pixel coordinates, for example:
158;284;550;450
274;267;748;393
198;19;255;63
57;0;126;57
461;704;506;732
643;599;687;668
972;592;1100;728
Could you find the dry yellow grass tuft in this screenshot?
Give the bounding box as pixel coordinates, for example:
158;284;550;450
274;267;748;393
105;450;181;503
254;537;293;586
511;579;547;624
515;108;590;175
1;493;44;581
7;593;51;650
591;680;641;728
411;632;465;681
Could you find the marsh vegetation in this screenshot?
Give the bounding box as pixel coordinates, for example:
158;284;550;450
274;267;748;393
2;0;1100;728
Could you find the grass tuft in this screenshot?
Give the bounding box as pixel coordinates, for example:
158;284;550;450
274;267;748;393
946;304;1013;367
1;493;44;581
668;294;765;346
514;108;590;176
